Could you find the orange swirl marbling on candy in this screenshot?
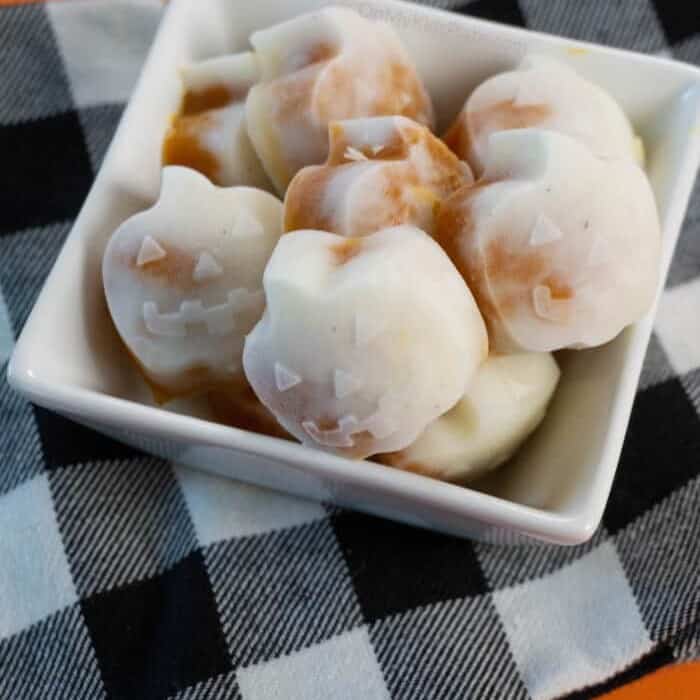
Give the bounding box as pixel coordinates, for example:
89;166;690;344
103;167;283;400
435;129;660;352
284;116;472;237
245;6;435;193
163;53;271;189
444;54;640;175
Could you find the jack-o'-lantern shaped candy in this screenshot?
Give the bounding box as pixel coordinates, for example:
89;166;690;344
444;55;641;176
242;225;488;459
246;6;435;193
163;52;271;189
103;166;283;400
284;116;472;237
435;129;660;353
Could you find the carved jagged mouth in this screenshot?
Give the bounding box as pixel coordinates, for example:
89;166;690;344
143;288;264;337
301;395;399;449
302;411;398;448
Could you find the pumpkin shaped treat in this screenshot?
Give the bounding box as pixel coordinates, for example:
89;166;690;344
162;52;271;189
379;352;560;482
243;225;488;459
284;116;472;237
245;6;434;193
103;167;283;401
435;129;660;353
444;54;641;176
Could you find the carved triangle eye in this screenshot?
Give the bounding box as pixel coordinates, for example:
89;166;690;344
274;362;302;392
529;214;563;246
136;236;166;266
193;251;223;281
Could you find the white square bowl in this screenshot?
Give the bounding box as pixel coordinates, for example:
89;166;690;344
8;0;700;545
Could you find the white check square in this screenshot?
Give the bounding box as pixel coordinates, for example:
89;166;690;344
655;278;700;375
237;627;389;700
48;0;160;109
0;475;77;638
493;542;652;700
176;466;326;546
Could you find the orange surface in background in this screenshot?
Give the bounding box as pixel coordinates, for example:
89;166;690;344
1;0;697;696
598;661;700;699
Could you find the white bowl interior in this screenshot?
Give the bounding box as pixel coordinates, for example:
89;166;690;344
10;0;700;540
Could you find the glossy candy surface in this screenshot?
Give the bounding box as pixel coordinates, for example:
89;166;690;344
436;129;660;352
285;115;472;237
103;167;283;399
246;6;434;193
243;225;488;459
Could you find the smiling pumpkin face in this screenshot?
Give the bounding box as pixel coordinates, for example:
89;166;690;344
242;225;488;459
103;167;283;400
435;129;660;353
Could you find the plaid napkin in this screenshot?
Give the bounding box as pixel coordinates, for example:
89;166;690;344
1;1;699;699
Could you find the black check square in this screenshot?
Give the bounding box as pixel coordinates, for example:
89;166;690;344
0;111;93;236
50;456;197;597
332;511;489;623
82;549;230;700
0;3;74;125
603;377;700;534
0;605;104;700
455;0;525;27
371;594;527;699
650;0;700;45
204;519;362;669
34;407;144;470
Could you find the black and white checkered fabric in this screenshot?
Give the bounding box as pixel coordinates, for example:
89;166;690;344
1;1;699;698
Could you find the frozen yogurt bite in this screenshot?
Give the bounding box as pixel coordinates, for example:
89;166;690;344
284;115;472;237
162;53;271;188
246;6;435;193
444;54;641;175
243;225;488;459
103;167;283;400
435;129;660;352
380;352;560;481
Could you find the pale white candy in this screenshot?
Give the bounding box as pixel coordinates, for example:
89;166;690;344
103;166;283;399
243;225;488;459
435;129;661;352
380;352;560;481
163;53;271;189
245;6;434;193
284;116;472;237
444;54;640;175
